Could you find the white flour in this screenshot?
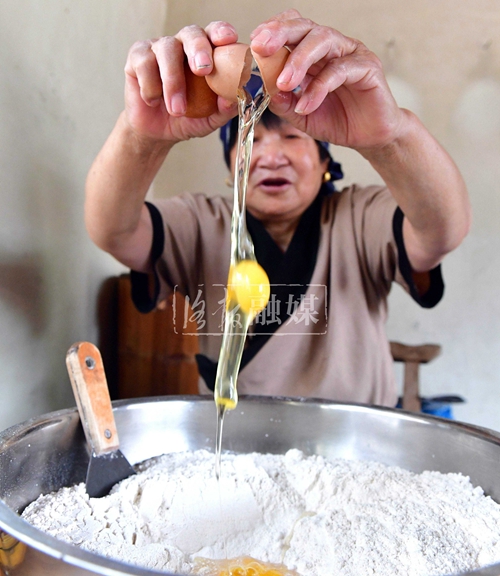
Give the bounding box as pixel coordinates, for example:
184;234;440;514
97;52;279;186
22;449;500;575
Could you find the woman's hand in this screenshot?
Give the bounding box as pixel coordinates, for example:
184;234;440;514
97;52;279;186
85;21;241;274
250;10;405;150
124;21;239;144
250;10;470;273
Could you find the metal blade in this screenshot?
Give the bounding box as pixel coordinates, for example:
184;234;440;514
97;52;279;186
86;450;136;498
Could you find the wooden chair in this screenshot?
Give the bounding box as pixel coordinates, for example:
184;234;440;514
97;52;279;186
390;341;442;412
97;274;199;399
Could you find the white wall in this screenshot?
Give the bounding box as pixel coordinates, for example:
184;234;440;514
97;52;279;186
0;0;168;429
1;0;499;432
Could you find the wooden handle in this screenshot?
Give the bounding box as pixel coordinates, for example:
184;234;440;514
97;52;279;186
66;341;119;455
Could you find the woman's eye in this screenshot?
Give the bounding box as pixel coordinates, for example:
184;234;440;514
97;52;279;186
285;134;299;140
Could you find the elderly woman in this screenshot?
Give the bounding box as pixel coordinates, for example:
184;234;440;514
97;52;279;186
85;10;471;406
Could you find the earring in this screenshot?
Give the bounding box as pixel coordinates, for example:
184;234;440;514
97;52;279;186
322;171;332;183
225;177;234;188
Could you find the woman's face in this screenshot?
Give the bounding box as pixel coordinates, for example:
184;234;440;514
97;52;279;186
229;121;329;225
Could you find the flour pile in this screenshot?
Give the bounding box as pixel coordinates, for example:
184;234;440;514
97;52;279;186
22;449;500;575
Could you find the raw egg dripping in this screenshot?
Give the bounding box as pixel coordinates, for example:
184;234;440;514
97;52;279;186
192;43;291;575
211;42;289;484
211;42;286;419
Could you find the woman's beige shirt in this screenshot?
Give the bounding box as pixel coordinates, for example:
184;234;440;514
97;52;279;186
150;184;413;407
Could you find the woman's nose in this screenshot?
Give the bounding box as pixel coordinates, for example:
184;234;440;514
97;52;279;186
254;137;288;168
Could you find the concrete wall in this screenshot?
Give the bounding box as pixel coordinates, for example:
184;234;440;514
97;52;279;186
1;1;499;431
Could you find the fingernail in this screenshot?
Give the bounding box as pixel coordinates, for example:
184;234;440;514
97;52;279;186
171;93;186;115
294;95;309;115
252;29;272;46
277;66;293;86
217;25;235;38
195;51;212;70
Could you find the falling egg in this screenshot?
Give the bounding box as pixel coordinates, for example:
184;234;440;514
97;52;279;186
228;260;270;318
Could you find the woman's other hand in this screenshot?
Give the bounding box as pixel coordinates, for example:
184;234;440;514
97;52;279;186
250;10;405;150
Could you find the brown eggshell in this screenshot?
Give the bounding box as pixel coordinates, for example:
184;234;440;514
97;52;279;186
184;59;218;119
252;46;290;97
206;43;252;102
184;43;289;117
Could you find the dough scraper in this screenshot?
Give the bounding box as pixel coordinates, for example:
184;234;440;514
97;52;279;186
66;341;136;497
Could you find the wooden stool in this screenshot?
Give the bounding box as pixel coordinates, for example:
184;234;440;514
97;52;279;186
390;341;442;412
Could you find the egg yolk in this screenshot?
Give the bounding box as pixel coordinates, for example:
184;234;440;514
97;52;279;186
193;556;297;576
228;260;270;317
220;563;283;576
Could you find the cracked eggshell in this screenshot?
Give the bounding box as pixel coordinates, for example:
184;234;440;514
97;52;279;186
206;43;252;102
252;46;290;97
185;43;290;116
184;59;218;119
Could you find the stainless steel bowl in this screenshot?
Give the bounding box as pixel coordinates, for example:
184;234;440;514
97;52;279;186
2;396;500;576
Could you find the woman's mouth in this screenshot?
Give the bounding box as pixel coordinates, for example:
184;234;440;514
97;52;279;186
257;177;291;192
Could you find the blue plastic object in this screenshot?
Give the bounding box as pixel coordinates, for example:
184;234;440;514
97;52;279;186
396;395;465;420
420;401;454;419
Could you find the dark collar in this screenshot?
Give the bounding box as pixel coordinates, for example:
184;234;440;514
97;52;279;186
196;194;324;391
246;193;323;287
